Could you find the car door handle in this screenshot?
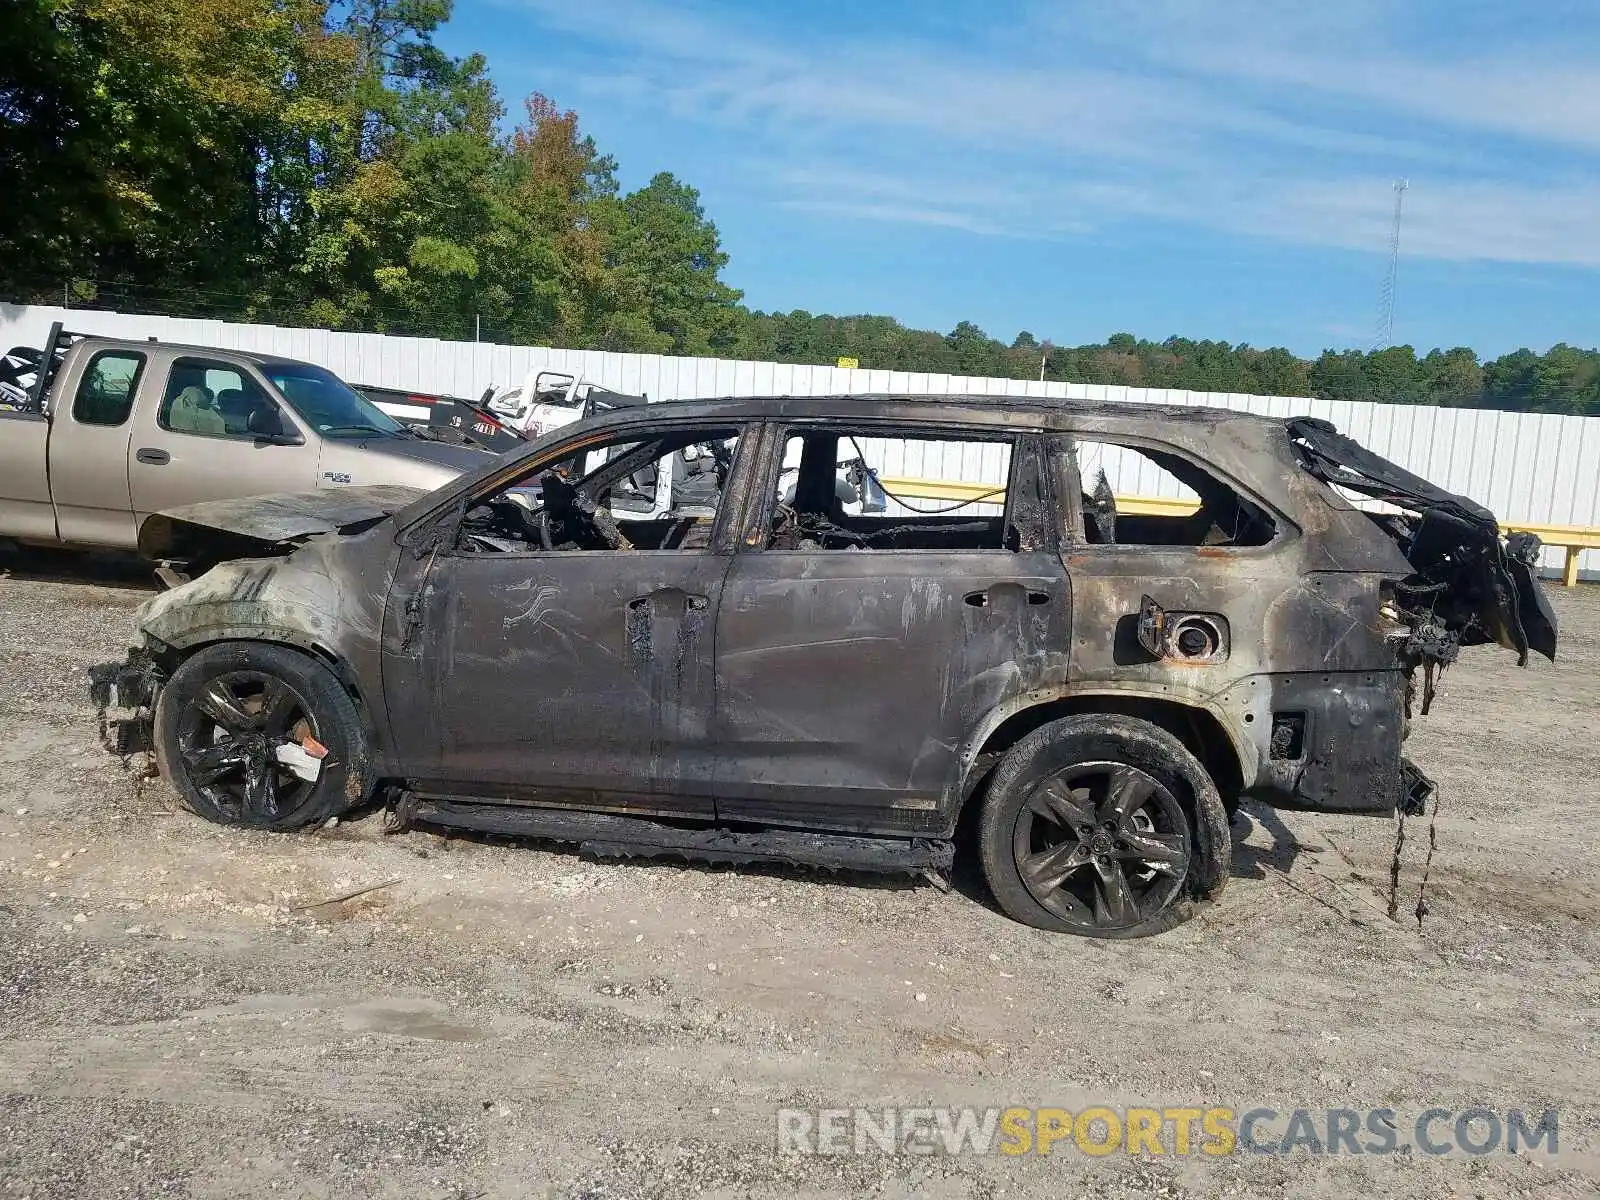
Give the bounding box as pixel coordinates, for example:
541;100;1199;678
964;588;1052;608
628;593;710;612
136;448;170;465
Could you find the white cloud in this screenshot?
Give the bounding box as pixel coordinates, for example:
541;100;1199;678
509;0;1600;267
782;199;1010;237
1074;0;1600;152
1261;179;1600;266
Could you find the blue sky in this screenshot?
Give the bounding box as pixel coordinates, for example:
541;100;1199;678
436;0;1600;358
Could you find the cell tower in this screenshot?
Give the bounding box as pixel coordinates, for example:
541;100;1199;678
1374;179;1408;350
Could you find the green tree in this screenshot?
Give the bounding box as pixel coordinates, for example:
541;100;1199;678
1421;348;1483;407
946;320;997;375
599;173;742;354
2;0;350;299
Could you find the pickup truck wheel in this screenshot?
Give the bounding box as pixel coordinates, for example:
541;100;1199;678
153;643;366;831
978;715;1230;938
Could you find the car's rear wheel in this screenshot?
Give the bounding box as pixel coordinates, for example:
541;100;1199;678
153;642;366;831
978;715;1230;937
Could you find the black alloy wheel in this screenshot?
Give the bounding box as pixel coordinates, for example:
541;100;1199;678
174;670;319;823
154;642;367;831
1011;761;1189;933
978;714;1231;937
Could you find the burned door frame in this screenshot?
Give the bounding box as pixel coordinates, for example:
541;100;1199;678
710;419;1071;837
378;417;768;818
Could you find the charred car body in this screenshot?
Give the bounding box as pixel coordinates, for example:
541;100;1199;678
92;396;1557;937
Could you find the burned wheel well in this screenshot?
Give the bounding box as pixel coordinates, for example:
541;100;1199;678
963;695;1244;813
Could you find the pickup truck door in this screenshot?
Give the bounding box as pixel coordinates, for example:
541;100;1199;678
47;348;148;549
127;355;320;524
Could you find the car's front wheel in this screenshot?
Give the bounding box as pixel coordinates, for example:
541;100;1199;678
153;642;367;831
977;714;1230;937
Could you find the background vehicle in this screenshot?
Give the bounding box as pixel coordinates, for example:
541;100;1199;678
94;395;1556;939
356;383;527;453
481;370;649;438
0;323;494;556
365;369;649;446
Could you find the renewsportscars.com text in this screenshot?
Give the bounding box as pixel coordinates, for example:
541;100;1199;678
776;1106;1560;1158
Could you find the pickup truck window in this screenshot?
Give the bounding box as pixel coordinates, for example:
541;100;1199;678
72;351;144;426
159;357;283;439
261;362;406;440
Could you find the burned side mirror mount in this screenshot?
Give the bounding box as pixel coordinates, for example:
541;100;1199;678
842;459;889;514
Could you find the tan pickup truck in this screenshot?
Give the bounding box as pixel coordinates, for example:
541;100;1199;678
0;324;494;555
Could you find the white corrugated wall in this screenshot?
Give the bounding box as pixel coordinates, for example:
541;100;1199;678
3;303;1595;575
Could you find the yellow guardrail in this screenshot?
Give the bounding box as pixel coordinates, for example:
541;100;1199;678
877;476;1595;586
1502;523;1600;587
877;476;1200;518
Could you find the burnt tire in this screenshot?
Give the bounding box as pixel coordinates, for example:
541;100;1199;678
154;642;367;832
977;715;1230;937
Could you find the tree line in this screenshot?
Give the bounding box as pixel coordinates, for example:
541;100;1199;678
737;321;1600;416
4;1;1597;416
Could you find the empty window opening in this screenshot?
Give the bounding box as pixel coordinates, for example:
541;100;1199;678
457;427;741;554
1069;439;1276;548
767;430;1018;552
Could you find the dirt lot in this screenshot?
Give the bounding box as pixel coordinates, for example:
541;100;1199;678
0;554;1596;1200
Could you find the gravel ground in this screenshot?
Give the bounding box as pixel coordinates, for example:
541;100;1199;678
0;550;1596;1199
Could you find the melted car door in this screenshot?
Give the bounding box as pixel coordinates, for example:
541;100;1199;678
380;426;750;817
712;431;1070;835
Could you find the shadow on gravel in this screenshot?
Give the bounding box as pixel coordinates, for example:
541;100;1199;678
1228;801;1314;879
399;816;929;896
946;793;1317;921
0;545;157;591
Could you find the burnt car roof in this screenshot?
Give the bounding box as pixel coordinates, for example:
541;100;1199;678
621;392;1284;427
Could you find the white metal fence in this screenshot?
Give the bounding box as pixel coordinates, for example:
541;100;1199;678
4;303;1596;575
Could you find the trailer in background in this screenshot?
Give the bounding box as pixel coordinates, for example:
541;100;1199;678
360;369;649;453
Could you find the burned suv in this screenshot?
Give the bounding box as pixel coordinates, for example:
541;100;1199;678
93;396;1557;938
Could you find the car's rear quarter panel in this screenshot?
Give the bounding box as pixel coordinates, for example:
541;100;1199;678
1055;415;1417;813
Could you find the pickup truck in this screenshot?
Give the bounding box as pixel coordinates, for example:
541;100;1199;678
0;324;494;556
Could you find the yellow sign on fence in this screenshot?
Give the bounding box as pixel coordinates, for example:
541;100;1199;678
836;356;859;370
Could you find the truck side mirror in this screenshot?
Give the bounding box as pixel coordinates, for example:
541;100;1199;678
248;406;303;446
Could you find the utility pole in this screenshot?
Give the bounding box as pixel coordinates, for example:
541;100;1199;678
1374;179;1408;350
1039;339;1052;382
